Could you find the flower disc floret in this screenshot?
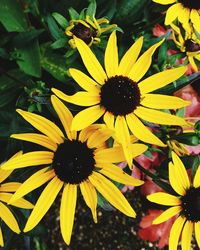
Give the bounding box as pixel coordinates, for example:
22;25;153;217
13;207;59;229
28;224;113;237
100;76;141;116
54;140;95;184
181;187;200;222
180;0;200;10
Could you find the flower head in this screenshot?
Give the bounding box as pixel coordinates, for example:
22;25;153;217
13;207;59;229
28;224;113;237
52;31;189;166
171;23;200;71
0;152;33;247
2;95;147;245
66;15;116;48
152;0;200;33
147;152;200;249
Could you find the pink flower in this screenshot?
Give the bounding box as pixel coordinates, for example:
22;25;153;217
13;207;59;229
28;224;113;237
153;24;171;37
138;209;177;249
140;179;163;196
175;85;200;117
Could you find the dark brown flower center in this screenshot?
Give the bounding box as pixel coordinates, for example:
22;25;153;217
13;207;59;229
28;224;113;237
184;39;200;52
53;140;95;184
72;23;96;44
100;75;141;116
181;187;200;222
180;0;200;9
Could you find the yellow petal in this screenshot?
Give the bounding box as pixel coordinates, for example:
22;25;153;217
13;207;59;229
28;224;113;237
0;169;13;184
194;222;200;248
152;0;176;4
87;128;113;149
169;216;186;250
153;206;182;224
0;193;33;209
172;152;190;191
99;163;144;186
51;95;77;140
134;106;187;126
60;184;77;245
69;68;100;92
178;7;190;27
130;143;148;158
89;172;136;217
0;182;21;192
138;66;187;95
11;133;57;151
94;146;125;164
80;180;97;223
74;36;107;84
0;151;23;183
52;90;100;106
0;201;20;233
169;162;186;196
105;31;118;77
191;9;200;33
181;220;193;250
16;109;64;144
147;192;181;206
78;124;103;143
118;37;143;75
103;111;114;130
24;176;63;232
0;227;3;247
1;151;54;170
141;94;190;109
128;39;164;82
71;105;105;131
165;3;182;25
115;116;132;167
188;55;198;72
193;165;200;188
126;113;166;147
9;168;55;204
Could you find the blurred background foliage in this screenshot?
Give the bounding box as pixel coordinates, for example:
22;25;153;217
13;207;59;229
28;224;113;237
0;0;200;249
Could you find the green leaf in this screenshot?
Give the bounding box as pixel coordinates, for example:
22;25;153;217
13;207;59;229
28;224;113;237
0;0;28;32
86;0;97;19
50;38;67;49
0;88;21;108
68;7;79;20
115;0;149;25
16;40;41;77
46;15;65;40
41;47;68;82
0;69;27;90
52;12;69;29
12;29;44;48
172;133;200;146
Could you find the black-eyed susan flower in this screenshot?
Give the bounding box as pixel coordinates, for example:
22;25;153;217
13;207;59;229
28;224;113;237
66;15;117;48
147;152;200;250
171;23;200;72
2;95;147;245
0;152;33;247
52;31;190;166
152;0;200;33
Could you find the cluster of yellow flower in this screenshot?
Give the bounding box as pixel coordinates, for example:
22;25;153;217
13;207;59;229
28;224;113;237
153;0;200;71
0;7;200;249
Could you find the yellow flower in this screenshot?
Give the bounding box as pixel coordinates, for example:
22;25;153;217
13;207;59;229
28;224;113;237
147;152;200;250
0;152;33;247
66;15;117;48
52;31;189;166
171;23;200;71
2;95;147;245
167;139;189;156
152;0;200;33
